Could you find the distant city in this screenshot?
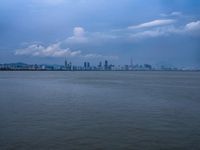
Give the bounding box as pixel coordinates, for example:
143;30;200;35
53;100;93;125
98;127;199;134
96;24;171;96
0;59;199;71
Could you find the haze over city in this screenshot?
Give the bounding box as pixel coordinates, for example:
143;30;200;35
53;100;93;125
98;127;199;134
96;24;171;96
0;0;200;68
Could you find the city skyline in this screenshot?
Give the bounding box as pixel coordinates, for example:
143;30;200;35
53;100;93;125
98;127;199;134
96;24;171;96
0;0;200;67
1;58;199;71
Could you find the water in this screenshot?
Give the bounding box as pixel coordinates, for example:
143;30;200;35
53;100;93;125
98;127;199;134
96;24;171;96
0;71;200;150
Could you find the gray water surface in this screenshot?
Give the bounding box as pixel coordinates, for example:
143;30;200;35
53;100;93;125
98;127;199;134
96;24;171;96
0;71;200;150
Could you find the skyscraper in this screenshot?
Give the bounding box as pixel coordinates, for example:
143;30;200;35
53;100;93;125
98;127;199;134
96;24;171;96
69;62;72;71
65;57;68;68
84;62;90;70
87;62;90;69
104;60;108;70
130;57;133;67
130;57;134;70
98;61;102;68
84;62;87;69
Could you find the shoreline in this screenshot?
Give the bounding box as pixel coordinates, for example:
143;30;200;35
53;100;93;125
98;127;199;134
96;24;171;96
0;70;199;72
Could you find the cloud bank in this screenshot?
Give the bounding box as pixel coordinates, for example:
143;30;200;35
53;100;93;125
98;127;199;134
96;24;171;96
15;43;81;57
15;41;118;60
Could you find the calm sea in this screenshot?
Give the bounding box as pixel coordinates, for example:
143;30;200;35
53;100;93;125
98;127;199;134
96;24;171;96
0;71;200;150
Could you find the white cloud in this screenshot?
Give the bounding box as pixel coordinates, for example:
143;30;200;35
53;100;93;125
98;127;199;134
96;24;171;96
15;42;117;60
129;26;182;39
16;20;200;59
131;30;165;39
73;27;85;37
15;26;118;59
130;20;200;40
185;21;200;31
160;12;182;17
128;19;176;29
66;27;88;43
15;43;81;57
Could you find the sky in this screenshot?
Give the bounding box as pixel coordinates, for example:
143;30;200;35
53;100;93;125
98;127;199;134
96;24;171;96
0;0;200;67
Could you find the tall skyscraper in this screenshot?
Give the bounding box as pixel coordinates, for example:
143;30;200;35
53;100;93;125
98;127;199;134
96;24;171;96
69;62;72;69
87;62;90;68
130;57;134;70
130;57;133;67
65;57;68;68
84;62;87;69
104;60;108;70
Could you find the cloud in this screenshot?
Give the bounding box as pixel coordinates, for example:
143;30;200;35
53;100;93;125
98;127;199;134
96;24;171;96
130;29;165;39
15;42;118;60
15;43;81;57
15;20;200;59
63;21;198;44
128;19;176;29
160;12;182;17
129;26;182;40
66;27;88;43
15;26;119;59
73;27;85;37
128;20;200;40
66;27;118;45
185;21;200;31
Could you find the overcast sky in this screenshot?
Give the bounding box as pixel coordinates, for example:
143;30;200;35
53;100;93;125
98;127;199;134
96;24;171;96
0;0;200;67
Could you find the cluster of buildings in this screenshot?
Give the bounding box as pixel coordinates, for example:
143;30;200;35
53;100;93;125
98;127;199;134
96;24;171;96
1;59;197;71
64;60;117;71
0;60;154;71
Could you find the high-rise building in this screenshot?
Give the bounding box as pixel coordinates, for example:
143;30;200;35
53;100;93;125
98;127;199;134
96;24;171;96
64;57;72;70
98;61;102;68
87;62;90;68
69;62;72;70
130;57;134;70
84;62;87;69
65;57;68;68
84;62;90;70
104;60;108;70
130;57;133;67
